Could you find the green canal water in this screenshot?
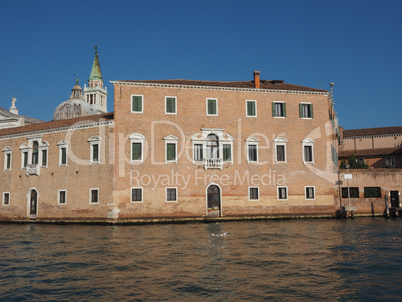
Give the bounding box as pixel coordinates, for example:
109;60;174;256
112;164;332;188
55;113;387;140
0;218;401;301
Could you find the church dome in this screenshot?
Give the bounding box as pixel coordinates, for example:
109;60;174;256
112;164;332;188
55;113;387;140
53;80;98;120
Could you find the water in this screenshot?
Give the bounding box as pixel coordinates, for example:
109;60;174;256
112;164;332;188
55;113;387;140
0;218;401;301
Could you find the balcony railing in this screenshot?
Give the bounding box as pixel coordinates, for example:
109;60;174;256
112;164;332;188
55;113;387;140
204;158;222;170
26;164;40;176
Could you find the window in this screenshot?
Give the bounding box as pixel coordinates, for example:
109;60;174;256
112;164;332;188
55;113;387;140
356;158;365;165
131;188;143;203
129;134;146;163
88;136;101;164
274;137;287;163
90;189;99;204
23;152;28;168
131;95;143;113
58;190;67;205
364;187;381;198
278;187;288;200
57;140;68;167
299;103;313;118
20;137;48;171
223;144;231;162
165;96;177;114
3;192;10;206
249;187;259;200
341;187;359;198
194;144;203;162
166;187;177;202
305;186;315;200
164;135;179;163
246;137;259;163
385;156;395;167
32;141;39;165
272;102;286;117
302;138;314;163
246;100;257;117
206;134;219;160
207;98;218;115
3;147;12;171
41;150;47;167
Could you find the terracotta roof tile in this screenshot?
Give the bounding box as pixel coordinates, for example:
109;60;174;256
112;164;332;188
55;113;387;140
0;113;114;137
116;79;327;92
343;126;402;137
339;146;402;158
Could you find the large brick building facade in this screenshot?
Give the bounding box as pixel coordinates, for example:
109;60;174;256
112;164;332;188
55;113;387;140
0;64;340;221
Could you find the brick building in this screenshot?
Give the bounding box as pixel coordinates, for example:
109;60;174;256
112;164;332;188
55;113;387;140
0;57;340;221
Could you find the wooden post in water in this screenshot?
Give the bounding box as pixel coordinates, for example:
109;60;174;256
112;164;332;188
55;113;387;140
385;195;389;218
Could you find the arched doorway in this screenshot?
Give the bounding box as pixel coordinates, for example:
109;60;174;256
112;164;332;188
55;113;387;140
207;184;221;217
28;189;38;219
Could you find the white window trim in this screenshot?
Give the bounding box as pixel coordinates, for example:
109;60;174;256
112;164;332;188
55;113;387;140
300;102;313;119
246;137;259;164
88;136;101;165
302;138;315;164
19;137;48;170
129;133;145;164
248;186;260;201
165;96;177;115
273;101;285;118
246;100;257;117
2;192;10;206
57;140;69;167
164;135;179;163
191;129;234;164
166;187;178;203
89;188;99;204
305;186;316;200
206;98;218;116
39;143;49;168
131;187;143;203
131;94;144;113
3;146;12;171
277;186;288;200
274;137;288;164
58;189;67;205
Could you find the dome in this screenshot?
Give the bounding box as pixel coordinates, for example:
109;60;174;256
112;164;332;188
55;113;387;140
53;81;98;120
53;99;97;121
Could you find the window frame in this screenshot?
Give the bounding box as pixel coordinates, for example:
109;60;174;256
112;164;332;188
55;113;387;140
193;143;204;162
58;189;67;205
131;95;144;113
385;156;395;167
222;143;232;162
88;136;101;165
206;98;218;116
341;187;359;199
300;102;313;119
3;147;12;171
164;135;179;163
131;187;143;203
277;186;288;200
246;100;257;117
166;187;178;202
305;186;315;200
274;137;288;164
57;140;68;167
249;186;259;201
302;138;314;164
89;188;99;204
2;192;10;206
129;134;145;163
246;137;259;163
272;101;286;118
165;96;177;115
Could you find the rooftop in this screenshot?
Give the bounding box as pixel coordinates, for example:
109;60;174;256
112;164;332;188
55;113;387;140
339;146;402;158
343;126;402;138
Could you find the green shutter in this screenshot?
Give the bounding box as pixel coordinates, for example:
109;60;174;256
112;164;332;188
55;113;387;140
208;99;216;115
272;102;276;117
132;143;142;160
6;154;10;169
283;103;286;117
93;144;99;162
247;101;256;116
61;148;67;165
23;152;28;167
299;104;303;118
223;144;231;161
310;104;313;118
42;150;47;166
166;98;176;113
167;143;176;161
132;96;142;112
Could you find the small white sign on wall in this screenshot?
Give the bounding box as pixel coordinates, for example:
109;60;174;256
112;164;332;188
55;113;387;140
344;174;353;180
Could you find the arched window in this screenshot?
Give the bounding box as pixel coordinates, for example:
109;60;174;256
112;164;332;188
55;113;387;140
206;134;219;159
32;141;39;165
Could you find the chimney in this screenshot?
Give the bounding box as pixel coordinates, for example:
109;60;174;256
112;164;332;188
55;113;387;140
253;71;260;89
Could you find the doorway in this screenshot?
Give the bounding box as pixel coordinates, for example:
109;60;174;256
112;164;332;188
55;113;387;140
390;191;400;208
207;184;221;217
29;189;38;218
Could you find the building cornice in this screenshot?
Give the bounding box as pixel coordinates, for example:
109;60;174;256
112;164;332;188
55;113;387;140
110;81;329;96
0;120;114;141
344;133;402;140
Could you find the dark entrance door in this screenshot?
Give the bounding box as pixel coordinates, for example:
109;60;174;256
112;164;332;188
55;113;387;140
30;190;38;218
390;191;400;208
207;185;221;216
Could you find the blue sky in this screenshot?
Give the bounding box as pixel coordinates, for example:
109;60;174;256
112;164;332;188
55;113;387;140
1;0;401;130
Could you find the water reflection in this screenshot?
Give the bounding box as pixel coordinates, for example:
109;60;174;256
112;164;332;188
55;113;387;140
0;219;401;301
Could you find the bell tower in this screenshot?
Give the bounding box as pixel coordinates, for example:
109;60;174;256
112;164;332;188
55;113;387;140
83;46;108;113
